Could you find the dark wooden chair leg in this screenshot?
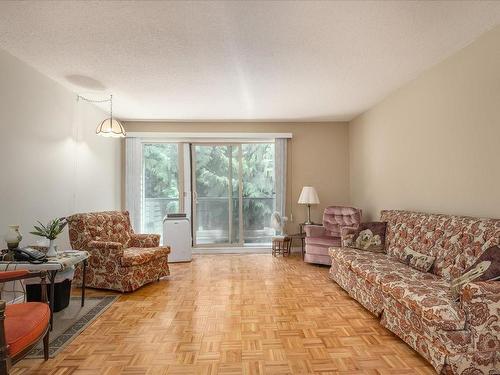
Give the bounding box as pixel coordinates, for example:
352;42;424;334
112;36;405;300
0;359;9;375
43;331;49;361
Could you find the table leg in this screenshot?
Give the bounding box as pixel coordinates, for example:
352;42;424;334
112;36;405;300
48;270;57;331
81;259;87;307
301;238;305;259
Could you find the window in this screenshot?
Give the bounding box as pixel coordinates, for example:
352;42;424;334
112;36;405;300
126;135;288;249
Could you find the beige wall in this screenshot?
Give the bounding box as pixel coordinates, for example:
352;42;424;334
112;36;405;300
124;121;350;232
349;25;500;221
0;48;122;250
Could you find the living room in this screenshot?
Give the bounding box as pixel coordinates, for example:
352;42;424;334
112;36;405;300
0;1;498;374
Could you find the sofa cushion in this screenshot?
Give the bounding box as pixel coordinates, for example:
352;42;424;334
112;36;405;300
347;253;466;330
121;246;171;267
382;278;466;330
305;236;341;247
329;247;363;267
461;245;500;282
403;246;436;272
346;222;387;253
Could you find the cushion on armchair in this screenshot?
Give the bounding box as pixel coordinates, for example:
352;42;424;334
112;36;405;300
121;247;171;267
5;302;50;356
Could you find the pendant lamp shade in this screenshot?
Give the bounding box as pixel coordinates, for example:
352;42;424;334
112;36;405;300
96;118;126;138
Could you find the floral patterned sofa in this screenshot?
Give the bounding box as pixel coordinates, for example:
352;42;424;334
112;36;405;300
329;210;499;375
67;211;170;292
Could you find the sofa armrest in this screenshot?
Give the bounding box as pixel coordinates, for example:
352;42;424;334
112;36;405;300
128;233;160;248
460;281;500;351
87;240;124;258
461;281;500;302
305;225;326;237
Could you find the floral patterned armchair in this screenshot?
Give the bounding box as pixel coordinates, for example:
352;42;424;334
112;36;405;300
67;211;170;292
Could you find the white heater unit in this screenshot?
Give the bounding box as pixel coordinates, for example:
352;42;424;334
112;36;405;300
163;213;192;262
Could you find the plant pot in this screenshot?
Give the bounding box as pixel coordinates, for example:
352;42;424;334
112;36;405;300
46;239;58;257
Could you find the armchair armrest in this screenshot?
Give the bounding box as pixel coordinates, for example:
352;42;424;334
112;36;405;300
87;240;124;258
0;270;47;283
128;233;160;248
460;281;500;350
305;225;326;237
0;271;48;302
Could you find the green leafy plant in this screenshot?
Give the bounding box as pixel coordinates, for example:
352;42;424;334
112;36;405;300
30;218;67;240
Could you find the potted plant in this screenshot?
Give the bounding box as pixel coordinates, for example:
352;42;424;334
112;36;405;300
30;218;67;257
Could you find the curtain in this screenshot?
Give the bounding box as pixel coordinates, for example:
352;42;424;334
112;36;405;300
275;138;287;220
125;137;142;231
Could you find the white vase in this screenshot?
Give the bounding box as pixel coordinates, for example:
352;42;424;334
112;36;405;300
5;225;22;249
46;239;58;257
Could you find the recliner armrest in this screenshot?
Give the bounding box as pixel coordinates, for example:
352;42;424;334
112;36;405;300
128;233;161;248
305;225;326;237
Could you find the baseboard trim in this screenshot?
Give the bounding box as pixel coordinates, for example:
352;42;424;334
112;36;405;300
192;247;270;254
192;246;302;255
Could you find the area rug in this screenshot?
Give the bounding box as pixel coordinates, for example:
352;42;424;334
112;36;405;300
27;295;118;358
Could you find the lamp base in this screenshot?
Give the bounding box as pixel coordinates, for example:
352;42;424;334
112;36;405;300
304;204;313;225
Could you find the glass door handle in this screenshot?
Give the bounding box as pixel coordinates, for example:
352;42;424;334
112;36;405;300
193;191;198;203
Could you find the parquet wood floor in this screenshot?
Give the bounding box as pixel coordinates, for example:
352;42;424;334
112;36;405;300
12;254;435;374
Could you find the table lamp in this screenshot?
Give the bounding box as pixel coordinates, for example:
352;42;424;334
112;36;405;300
298;186;320;224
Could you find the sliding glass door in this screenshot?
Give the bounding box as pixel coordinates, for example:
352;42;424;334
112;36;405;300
192;143;275;246
192;144;240;245
142;143;181;236
241;143;275;244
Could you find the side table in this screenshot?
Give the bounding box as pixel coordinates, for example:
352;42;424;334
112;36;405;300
288;222;321;259
0;250;89;330
272;236;292;257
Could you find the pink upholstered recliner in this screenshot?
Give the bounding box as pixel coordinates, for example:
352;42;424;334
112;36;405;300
304;206;362;265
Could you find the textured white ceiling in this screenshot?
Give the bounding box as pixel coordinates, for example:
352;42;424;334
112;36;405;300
0;1;499;121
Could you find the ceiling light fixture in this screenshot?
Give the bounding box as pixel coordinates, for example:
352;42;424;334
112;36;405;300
77;94;126;138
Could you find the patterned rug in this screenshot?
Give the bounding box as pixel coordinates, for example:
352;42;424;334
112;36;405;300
27;295;118;358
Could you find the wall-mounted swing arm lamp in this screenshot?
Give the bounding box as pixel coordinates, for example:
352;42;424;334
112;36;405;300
77;94;126;138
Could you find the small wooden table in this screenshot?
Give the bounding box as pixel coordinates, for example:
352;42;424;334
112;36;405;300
272;236;292;257
288;232;306;258
0;250;89;329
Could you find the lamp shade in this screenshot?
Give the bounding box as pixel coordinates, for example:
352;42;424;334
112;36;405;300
96;118;126;138
298;186;320;205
